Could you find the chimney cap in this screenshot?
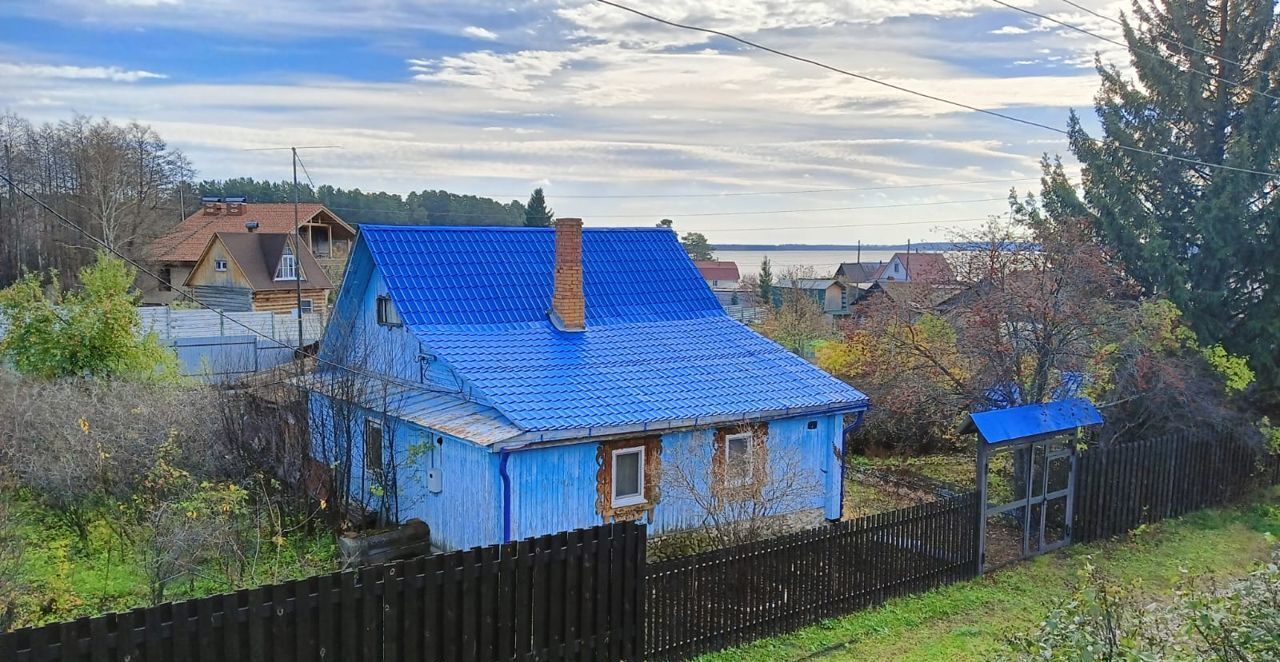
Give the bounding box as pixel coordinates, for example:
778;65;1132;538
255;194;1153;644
244;221;259;232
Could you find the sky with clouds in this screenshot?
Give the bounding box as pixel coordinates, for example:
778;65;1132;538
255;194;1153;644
0;0;1135;245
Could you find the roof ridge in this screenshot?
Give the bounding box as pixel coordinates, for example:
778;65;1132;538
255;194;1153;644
360;224;674;233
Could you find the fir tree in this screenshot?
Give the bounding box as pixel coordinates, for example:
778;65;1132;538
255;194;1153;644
1067;0;1280;386
524;188;554;228
759;255;774;307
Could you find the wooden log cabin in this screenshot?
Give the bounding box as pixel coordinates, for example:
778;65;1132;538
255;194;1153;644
143;198;355;305
183;230;333;315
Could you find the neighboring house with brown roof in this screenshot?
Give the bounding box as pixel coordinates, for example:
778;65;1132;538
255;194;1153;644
854;281;968;321
834;261;883;285
875;252;954;283
183;231;333;315
142;198;355;304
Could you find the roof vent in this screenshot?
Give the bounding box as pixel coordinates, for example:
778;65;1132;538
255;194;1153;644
201;196;222;215
245;221;259;232
225;196;246;215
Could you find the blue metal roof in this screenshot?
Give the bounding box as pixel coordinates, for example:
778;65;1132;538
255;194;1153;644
359;225;869;434
960;398;1103;445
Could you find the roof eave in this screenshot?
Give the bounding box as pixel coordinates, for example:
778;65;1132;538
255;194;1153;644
490;400;870;451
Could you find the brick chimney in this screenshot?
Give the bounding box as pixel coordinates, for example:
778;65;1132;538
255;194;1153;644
550;217;586;331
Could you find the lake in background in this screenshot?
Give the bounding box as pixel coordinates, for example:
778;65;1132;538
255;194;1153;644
714;249;899;278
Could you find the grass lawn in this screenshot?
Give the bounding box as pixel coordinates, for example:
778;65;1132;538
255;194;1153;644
699;487;1280;661
6;491;339;629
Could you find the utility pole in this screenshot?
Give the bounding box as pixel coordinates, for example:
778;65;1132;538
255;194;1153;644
241;143;340;357
293;147;303;352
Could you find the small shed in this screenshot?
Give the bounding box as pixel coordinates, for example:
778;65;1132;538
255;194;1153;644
960;398;1103;571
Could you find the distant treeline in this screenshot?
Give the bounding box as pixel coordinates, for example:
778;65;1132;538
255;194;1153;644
197;178;527;227
713;242;962;252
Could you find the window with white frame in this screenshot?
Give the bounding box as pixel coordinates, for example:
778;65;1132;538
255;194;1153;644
611;447;646;508
299;299;314;314
275;247;299;281
214;259;228;272
724;432;755;487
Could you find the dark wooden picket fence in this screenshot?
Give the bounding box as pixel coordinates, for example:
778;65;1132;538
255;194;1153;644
1074;429;1278;543
643;492;980;660
0;522;646;662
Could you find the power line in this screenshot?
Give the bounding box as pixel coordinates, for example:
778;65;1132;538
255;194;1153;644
709;215;994;233
590;196;1008;219
988;0;1276;102
316;195;1009;221
479;176;1044;199
1053;0;1247;69
594;0;1280;180
0;170;446;397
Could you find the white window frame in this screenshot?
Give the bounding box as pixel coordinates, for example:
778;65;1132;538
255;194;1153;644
299;299;314;314
611;447;646;508
275;248;299;281
724;432;755;488
214;259;228;272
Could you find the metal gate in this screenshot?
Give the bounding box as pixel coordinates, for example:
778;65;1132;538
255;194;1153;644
962;399;1102;573
976;438;1076;570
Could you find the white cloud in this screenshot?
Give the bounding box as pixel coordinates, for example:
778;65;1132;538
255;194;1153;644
0;62;166;82
462;25;498;40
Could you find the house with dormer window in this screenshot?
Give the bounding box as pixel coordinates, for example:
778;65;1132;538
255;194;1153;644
183;232;333;315
306;218;869;551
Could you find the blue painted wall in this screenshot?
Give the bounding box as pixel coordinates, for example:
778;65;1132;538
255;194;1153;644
309;391;501;552
320;240;473;398
311;403;846;550
506;413;844;541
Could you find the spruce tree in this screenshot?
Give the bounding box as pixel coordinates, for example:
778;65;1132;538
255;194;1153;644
1068;0;1280;386
524;188;553;227
759;255;774;307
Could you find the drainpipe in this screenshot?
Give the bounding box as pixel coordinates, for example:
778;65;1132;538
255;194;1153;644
838;409;868;520
499;448;513;543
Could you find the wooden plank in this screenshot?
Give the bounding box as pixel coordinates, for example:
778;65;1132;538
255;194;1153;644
316;574;336;662
222;591;242;662
477;546;499;662
459;549;480;662
341;572;359;662
422;555;443;662
272;582;293;662
441;554;461;662
401;558;421;662
195;597;215;662
247;588;266;662
88;613;109;662
359;566;380;662
384;562;402;662
496;541;518;662
296;576;317;662
594;525;612;660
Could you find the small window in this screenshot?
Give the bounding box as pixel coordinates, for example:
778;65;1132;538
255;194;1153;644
275;247;299;281
611;448;646;508
214;259;228;272
806;420;818;430
299;299;314;314
159;267;173;291
724;433;755;488
376;295;401;327
364;418;383;474
893;262;901;274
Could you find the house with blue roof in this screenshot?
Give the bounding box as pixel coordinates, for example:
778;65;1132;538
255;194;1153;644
307;217;869;551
